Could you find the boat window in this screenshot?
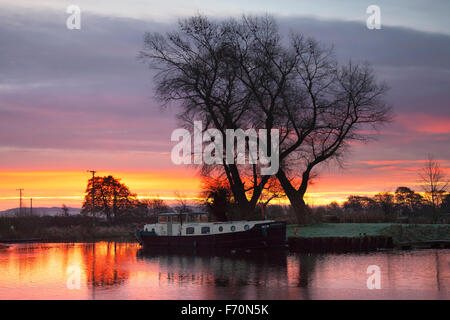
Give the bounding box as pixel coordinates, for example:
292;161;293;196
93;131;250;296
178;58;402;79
151;228;155;232
158;216;168;223
244;225;249;231
201;227;210;234
231;225;236;232
172;215;180;223
218;226;223;232
186;227;195;235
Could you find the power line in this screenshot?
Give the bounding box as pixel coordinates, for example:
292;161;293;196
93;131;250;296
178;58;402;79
87;170;97;227
16;188;24;215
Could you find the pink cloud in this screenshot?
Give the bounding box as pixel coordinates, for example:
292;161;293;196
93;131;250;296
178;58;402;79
359;160;427;165
397;113;450;134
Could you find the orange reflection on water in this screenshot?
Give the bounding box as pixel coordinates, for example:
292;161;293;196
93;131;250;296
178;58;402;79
0;242;448;300
0;242;141;299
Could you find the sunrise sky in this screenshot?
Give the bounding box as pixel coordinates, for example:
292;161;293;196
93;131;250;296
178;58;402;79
1;0;449;210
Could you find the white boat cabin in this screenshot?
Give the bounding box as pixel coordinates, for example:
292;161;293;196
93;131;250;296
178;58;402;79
143;212;272;236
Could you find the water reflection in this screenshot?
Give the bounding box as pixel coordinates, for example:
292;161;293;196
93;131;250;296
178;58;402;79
137;249;288;289
83;242;130;288
0;242;448;299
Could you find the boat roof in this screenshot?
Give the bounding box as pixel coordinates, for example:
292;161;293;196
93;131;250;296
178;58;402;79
158;212;208;216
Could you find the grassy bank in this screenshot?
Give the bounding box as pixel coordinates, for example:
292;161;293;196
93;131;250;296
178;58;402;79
37;225;135;241
382;224;450;244
287;223;391;238
0;216;138;242
287;223;450;245
0;225;136;242
2;215;449;245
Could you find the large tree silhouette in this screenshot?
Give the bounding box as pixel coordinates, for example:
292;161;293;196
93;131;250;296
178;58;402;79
82;175;139;222
140;15;391;222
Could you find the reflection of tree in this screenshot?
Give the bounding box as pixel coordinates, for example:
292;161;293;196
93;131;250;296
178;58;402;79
435;251;441;291
82;242;131;288
297;254;318;288
137;250;288;293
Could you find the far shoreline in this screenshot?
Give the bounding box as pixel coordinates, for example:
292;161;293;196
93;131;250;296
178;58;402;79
1;223;449;250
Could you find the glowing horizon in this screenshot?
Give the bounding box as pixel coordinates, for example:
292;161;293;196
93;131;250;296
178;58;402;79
1;160;447;210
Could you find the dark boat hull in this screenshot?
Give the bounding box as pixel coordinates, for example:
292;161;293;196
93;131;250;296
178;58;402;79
137;221;287;251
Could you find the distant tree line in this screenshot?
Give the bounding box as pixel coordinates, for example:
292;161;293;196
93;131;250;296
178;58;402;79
308;186;448;224
342;187;449;217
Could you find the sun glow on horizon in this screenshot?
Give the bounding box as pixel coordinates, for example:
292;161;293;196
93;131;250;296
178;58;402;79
0;162;443;210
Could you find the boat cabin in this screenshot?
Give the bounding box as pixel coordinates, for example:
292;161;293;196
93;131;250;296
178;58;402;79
142;212;274;237
157;212;209;224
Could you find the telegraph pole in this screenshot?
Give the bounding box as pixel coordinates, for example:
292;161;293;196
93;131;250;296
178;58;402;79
87;170;97;227
30;198;33;215
16;189;24;215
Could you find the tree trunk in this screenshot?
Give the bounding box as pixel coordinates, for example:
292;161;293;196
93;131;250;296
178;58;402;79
276;169;310;224
287;191;309;224
236;200;256;220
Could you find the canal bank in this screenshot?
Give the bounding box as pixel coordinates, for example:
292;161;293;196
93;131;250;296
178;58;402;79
1;223;449;251
287;223;450;252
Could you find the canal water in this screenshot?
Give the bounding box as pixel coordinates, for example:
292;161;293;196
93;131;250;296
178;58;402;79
0;242;448;299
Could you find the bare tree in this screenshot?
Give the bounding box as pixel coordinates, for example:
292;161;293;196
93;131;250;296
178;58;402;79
141;196;171;215
394;186;424;214
140;15;275;216
173;191;192;213
200;175;233;221
419;155;448;221
140;15;391;222
258;176;285;208
373;192;395;218
61;204;70;217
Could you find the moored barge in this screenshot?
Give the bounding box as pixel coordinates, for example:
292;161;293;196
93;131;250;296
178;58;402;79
136;212;287;251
